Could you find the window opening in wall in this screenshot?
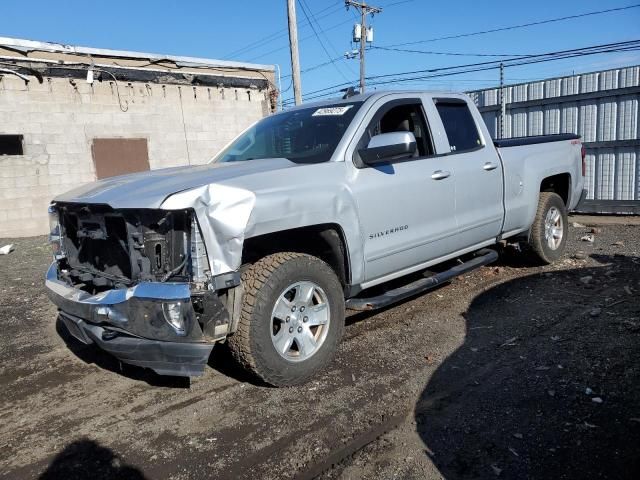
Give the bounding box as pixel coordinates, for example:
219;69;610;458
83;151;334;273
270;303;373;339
0;135;24;155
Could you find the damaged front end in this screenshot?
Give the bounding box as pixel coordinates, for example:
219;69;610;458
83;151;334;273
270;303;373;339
45;203;237;377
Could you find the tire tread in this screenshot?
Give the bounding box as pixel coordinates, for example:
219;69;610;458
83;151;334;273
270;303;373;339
228;252;342;386
528;192;567;264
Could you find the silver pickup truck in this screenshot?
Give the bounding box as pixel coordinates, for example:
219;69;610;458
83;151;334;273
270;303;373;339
46;91;586;385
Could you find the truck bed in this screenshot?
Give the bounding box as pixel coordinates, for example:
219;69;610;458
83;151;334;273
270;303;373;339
495;133;584;238
493;133;580;148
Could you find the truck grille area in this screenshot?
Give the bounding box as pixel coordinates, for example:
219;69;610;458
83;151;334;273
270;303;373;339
56;203;192;293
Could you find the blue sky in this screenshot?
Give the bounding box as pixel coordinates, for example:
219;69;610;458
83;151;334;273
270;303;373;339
2;0;639;104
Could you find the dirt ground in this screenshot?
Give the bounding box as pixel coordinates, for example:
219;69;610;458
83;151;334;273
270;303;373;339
0;220;638;480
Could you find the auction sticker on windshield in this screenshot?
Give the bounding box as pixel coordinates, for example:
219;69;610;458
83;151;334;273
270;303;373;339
312;105;354;116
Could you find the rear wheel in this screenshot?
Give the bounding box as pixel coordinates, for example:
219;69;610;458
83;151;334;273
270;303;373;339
228;252;344;386
527;192;568;264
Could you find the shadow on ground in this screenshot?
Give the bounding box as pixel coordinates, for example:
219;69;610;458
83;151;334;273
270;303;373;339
38;439;147;480
416;253;640;479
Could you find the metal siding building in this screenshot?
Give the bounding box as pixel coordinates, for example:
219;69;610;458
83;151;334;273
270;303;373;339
468;65;640;214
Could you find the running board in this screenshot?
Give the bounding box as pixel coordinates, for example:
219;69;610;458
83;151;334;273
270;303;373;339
345;248;499;311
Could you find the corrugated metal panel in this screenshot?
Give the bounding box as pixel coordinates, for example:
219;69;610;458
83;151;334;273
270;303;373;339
527;107;543;135
616;149;636;200
545;79;562;98
580;72;599;93
503;86;513;104
483;89;498;106
561;75;580;95
504;110;512;138
617;98;638;139
597;100;617;141
595;149;616;200
513;84;528;102
599;69;618;90
637;148;640;201
619;66;639;87
579;101;598;142
529;81;544;100
544;104;560;134
561;102;579;134
584;152;597;199
512;109;527;136
468;65;640;212
583;147;639;201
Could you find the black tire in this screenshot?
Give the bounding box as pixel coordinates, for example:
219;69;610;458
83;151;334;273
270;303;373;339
527;192;568;264
227;252;345;386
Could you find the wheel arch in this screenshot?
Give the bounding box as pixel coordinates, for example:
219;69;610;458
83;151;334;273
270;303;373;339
242;223;352;290
540;172;571;206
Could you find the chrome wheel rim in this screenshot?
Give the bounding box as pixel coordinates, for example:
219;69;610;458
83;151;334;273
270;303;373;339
270;281;331;362
544;206;563;250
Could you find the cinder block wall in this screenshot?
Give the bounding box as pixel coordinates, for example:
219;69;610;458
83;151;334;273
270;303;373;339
0;75;269;237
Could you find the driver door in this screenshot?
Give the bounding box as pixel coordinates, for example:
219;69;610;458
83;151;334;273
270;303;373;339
349;97;458;284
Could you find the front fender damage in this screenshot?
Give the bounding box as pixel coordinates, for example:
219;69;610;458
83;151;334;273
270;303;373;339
161;184;256;277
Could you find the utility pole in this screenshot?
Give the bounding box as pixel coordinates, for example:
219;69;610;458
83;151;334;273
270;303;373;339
287;0;302;105
499;62;505;139
345;1;381;93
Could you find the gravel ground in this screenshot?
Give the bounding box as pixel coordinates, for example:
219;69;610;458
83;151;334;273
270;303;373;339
0;220;638;480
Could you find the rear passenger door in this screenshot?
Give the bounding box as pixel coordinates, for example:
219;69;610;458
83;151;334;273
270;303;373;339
434;99;504;247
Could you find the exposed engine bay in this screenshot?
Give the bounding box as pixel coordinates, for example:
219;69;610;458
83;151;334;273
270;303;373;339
53;203;210;293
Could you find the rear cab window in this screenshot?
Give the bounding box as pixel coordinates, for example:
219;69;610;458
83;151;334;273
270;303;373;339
435;100;482;153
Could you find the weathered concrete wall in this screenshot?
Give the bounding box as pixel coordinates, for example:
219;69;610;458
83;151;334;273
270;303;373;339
0;75;269;237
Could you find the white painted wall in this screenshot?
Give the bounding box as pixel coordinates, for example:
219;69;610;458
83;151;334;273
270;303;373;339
0;75;269;237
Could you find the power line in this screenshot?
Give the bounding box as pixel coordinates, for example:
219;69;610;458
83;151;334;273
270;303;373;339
304;43;640;99
282;47;538;80
298;0;351;81
309;44;640;99
378;4;640;48
372;46;535;57
247;16;354;62
223;2;345;60
367;40;640;81
245;0;408;63
277;3;639;87
282;39;640;104
306;0;358;77
282;55;347;78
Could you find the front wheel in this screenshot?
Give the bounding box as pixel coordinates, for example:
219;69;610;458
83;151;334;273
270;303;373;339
527;192;568;264
228;252;345;386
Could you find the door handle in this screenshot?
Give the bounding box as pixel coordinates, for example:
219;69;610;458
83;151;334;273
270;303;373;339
431;170;451;180
483;162;498;171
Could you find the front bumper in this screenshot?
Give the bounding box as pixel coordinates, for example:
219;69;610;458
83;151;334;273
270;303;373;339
46;263;215;376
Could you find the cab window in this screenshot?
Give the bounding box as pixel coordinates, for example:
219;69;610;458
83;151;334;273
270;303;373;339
435;101;482;153
356;100;434;163
373;104;433;157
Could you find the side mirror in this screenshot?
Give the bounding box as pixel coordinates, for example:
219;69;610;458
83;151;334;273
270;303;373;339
358;131;417;165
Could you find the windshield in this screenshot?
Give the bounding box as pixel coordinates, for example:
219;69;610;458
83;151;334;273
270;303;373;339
213;102;363;164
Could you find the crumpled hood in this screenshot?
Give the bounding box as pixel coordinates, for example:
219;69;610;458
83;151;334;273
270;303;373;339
53;158;298;209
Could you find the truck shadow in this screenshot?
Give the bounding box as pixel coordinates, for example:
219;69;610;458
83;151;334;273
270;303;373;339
38;439;147;480
56;319;190;388
414;253;640;479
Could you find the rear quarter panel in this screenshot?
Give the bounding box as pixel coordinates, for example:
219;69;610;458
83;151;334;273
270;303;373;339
499;140;584;235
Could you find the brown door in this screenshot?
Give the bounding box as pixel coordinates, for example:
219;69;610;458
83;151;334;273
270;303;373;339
91;138;150;179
